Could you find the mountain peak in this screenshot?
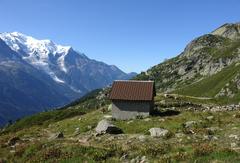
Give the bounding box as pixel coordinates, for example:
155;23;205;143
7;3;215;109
0;32;71;55
211;23;240;40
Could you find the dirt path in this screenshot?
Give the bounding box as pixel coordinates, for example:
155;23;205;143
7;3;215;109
158;93;213;100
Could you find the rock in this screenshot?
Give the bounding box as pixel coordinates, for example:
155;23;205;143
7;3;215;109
149;128;170;138
175;133;185;138
104;115;112;119
138;135;146;142
144;118;151;122
232;127;238;130
130;156;147;163
206;116;214;120
203;135;218;141
78;137;90;144
141;156;147;162
159;118;165;122
95;120;122;134
127;120;134;124
108;136;116;141
7;137;20;146
184;121;197;128
108;104;112;111
87;125;92;130
49;132;64;140
231;142;237;148
56;132;64;138
74;128;80;135
207;127;220;135
229;134;239;140
120;153;128;160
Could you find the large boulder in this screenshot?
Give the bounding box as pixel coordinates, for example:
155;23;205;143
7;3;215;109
149;128;170;138
49;132;64;140
7;137;20;146
95;120;122;134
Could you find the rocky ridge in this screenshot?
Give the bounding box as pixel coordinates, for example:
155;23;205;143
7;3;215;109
135;23;240;101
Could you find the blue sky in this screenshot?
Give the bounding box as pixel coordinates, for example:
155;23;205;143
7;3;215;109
0;0;239;73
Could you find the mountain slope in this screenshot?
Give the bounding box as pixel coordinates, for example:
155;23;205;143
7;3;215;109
0;39;79;125
0;32;136;93
135;23;240;104
0;33;136;126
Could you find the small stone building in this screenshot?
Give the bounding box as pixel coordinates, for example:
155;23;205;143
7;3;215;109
109;80;156;120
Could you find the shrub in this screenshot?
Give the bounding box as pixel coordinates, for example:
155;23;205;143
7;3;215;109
43;147;62;160
14;144;27;157
234;112;240;118
193;143;214;156
23;141;42;159
138;143;170;157
173;151;189;161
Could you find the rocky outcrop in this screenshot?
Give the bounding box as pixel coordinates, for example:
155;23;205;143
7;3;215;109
216;73;240;98
134;23;240;97
212;23;240;40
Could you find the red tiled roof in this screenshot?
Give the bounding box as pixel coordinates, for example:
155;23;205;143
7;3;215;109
109;80;155;101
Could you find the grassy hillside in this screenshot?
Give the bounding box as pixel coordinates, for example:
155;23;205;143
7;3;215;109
174;63;240;104
1;88;110;134
1;92;240;162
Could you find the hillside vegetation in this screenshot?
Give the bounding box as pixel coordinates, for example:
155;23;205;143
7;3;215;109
1;91;240;162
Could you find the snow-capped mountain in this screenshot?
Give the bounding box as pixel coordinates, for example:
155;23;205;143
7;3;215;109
0;32;136;126
0;32;75;85
0;32;135;93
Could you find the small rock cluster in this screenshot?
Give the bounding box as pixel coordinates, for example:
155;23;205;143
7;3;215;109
203;104;240;112
169;104;240;112
130;156;148;163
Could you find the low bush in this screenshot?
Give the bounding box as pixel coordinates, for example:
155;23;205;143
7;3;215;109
193;143;214;156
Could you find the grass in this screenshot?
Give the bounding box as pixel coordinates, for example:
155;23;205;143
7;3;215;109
2;88;110;134
211;39;240;60
49;109;104;135
174;62;240;103
1;91;240;162
1;108;240;162
2;108;86;133
192;150;240;163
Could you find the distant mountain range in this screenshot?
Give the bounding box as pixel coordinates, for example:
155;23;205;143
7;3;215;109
135;23;240;104
0;32;136;126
